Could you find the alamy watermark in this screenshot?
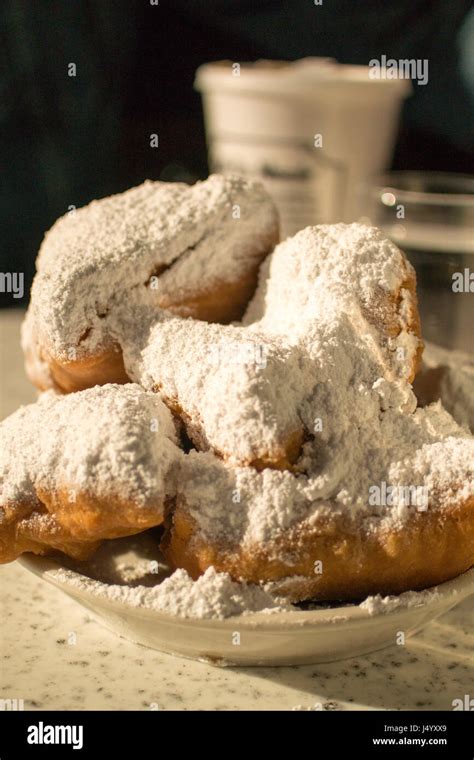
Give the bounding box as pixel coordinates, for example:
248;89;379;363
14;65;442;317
452;694;474;711
369;482;429;511
452;268;473;293
0;698;24;711
209;341;268;369
27;722;83;750
369;55;429;86
0;272;24;299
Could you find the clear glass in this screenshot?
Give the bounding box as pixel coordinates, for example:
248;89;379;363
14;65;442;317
367;171;474;354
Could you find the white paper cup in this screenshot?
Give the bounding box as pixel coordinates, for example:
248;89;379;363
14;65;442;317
195;59;411;237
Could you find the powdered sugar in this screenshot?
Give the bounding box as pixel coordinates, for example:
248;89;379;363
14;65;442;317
25;174;278;358
113;224;422;465
0;384;180;511
9;220;474;554
359;587;445;616
119;313;304;464
49;565;291;619
245;224;407;322
43;531;459;620
149;226;471;547
176;404;473;556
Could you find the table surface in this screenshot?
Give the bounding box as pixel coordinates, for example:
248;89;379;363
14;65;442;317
1;308;473;711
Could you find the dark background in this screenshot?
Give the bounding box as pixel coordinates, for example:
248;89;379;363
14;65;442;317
2;0;474;305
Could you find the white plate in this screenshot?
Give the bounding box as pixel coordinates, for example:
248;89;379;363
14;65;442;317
18;543;474;667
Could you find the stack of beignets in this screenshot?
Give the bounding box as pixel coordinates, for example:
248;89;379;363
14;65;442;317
1;174;472;601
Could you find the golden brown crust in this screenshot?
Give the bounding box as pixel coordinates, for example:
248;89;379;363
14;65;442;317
0;499;101;564
361;262;423;384
47;346;130;393
36;487;166;541
249;429;305;471
399;268;423;381
161;495;474;602
158;262;267;324
0;488;167;564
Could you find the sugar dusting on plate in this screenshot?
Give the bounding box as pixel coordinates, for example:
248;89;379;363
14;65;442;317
49;565;292;619
359;588;448;616
46;534;292;620
43;533;460;621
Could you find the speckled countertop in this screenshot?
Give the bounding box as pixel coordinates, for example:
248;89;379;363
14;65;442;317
1;309;473;711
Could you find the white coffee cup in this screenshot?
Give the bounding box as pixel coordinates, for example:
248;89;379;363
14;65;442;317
195;59;411;237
